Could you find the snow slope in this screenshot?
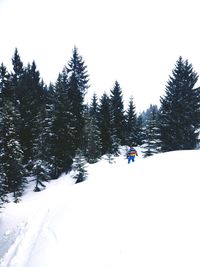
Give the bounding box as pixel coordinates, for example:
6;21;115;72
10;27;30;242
0;148;200;267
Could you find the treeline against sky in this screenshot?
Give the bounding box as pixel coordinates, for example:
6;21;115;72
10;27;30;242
0;47;200;205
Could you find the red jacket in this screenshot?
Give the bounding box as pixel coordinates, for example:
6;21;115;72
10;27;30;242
128;148;138;157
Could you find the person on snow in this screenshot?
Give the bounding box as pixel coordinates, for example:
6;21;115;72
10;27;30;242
127;146;138;164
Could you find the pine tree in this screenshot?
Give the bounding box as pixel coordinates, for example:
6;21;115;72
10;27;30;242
160;57;200;151
51;70;75;178
0;63;11;99
0;62;26;203
143;105;161;157
32;104;53;191
110;81;125;154
0;64;10;205
11;48;24;82
67;46;89;95
11;48;24;100
10;56;45;163
135;114;146;146
72;149;88;183
98;93;112;155
0;99;26;202
83;94;101;163
67;72;85;148
66;47;89;150
125;96;137;146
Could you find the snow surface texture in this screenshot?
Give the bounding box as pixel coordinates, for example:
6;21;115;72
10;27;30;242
0;148;200;267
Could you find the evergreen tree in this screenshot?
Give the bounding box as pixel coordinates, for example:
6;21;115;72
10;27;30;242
141;104;158;124
125;96;137;146
98;93;112;155
66;47;89;150
110;81;125;154
0;64;11;205
72;149;88;183
143;105;161;157
135;114;146;146
89;93;99;115
51;70;75;178
83;94;101;163
32;104;53;191
11;57;45;163
0;100;26;202
67;46;89;95
0;63;11;99
67;72;85;149
10;48;24;102
160;57;200;151
11;48;24;82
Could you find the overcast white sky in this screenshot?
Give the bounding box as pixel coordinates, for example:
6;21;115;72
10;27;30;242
0;0;200;112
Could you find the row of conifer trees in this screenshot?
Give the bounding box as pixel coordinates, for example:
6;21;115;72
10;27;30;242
0;47;200;205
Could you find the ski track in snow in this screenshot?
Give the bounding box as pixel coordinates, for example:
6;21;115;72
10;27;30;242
0;174;75;266
1;206;50;266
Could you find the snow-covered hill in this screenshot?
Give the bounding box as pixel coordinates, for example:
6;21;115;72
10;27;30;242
0;149;200;267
